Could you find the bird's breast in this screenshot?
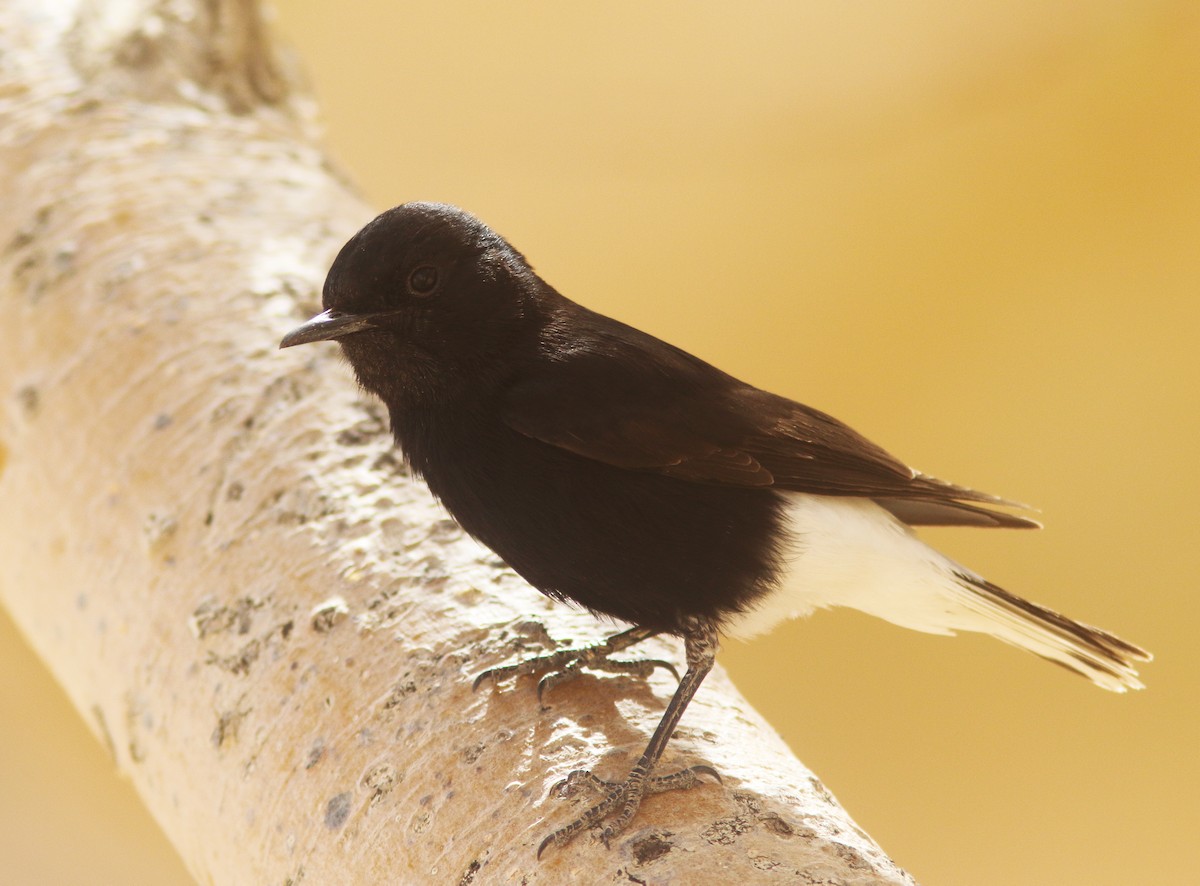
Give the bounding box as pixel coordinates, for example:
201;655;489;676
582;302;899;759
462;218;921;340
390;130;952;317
393;408;787;635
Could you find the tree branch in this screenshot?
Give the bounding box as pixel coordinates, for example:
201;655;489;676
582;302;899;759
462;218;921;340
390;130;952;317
0;1;914;882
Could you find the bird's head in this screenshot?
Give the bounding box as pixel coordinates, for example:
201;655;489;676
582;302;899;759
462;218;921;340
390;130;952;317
280;202;540;402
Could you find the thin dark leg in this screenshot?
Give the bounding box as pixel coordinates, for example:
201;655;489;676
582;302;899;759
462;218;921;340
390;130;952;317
537;619;719;858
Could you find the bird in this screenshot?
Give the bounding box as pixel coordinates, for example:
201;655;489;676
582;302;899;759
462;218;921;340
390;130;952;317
280;201;1150;856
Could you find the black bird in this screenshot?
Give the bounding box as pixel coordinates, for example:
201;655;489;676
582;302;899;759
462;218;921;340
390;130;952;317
280;202;1150;855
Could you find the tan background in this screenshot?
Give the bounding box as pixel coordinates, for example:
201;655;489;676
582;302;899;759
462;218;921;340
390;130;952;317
2;1;1196;883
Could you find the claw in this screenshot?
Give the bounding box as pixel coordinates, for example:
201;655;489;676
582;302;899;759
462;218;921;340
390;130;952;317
472;658;537;693
691;764;722;784
471;670;494;692
536;831;556;861
472;661;523;691
647;659;681;682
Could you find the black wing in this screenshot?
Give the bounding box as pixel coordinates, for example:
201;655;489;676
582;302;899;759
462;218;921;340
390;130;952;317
504;314;1037;529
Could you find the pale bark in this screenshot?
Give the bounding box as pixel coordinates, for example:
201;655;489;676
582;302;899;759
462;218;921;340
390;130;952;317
0;1;915;883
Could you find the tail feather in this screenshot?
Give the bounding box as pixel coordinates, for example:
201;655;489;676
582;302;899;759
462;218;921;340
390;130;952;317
876;496;1041;529
876;472;1042;529
950;572;1151;692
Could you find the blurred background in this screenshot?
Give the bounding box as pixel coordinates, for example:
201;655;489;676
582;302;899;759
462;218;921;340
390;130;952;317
2;1;1196;883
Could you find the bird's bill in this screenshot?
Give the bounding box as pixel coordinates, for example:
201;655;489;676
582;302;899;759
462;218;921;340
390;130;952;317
279;309;390;348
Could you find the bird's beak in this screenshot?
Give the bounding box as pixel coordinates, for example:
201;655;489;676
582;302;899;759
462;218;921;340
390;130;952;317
279;309;390;348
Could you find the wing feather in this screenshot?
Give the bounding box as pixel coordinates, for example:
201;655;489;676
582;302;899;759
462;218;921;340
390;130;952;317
503;313;1036;528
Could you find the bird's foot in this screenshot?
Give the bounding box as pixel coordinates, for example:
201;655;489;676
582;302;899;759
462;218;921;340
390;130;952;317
537;764;720;858
473;627;678;701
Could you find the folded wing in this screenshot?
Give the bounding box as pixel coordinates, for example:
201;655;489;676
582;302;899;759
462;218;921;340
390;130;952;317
504;319;1037;528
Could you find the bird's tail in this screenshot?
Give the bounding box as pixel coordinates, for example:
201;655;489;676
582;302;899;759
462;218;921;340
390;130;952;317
734;495;1152;691
947;570;1151;692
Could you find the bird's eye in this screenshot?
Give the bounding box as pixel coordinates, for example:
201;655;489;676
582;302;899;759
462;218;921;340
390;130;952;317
407;265;439;296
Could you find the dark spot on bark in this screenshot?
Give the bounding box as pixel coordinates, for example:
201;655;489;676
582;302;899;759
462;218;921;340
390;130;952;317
16;385;39;417
65;96;101;114
830;841;872;871
114;28;158;68
206;639;261;676
324;792;352;829
457;859;481;885
14;254;44;301
191;596;263;638
807;776;836;805
732;790;763;815
429;518;461;540
305;739;326;769
6;229;35;253
749;855;785;872
6;206;50;254
363;763;400;807
372;448;408;475
212;707;250;748
702;814;753;845
382;678;419;708
335;408;387;446
630;832;673;864
227;480;244;501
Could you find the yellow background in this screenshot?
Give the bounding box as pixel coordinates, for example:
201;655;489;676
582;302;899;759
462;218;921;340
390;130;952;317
2;2;1196;883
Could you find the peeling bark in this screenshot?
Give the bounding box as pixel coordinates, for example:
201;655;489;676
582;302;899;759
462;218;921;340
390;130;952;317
0;1;915;883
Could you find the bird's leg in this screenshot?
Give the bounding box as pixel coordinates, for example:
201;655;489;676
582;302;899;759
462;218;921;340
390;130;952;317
473;625;679;701
537;620;720;858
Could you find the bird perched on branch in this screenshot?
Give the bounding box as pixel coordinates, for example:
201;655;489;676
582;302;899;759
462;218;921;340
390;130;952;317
280;202;1150;856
